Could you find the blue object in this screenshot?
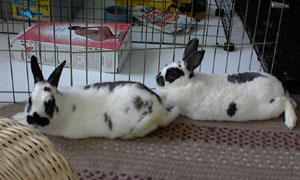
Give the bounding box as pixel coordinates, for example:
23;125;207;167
21;9;44;19
104;6;131;23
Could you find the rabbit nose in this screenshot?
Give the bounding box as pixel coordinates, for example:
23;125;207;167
26;112;50;127
27;115;35;124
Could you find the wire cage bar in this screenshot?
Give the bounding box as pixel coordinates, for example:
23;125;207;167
214;0;233;42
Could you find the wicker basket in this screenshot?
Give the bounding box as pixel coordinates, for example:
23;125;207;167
0;116;79;180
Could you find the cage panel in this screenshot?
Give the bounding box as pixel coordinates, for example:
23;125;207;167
0;0;297;104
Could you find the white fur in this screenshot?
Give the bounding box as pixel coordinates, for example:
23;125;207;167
157;60;297;129
12;112;26;124
21;56;180;139
22;82;179;139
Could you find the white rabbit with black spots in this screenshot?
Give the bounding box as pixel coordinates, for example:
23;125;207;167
13;56;179;139
156;38;297;129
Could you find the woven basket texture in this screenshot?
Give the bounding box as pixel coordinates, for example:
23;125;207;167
0;116;79;180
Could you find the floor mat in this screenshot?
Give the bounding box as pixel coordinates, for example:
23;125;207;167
1;102;300;180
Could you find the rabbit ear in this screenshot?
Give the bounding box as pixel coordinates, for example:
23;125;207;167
47;61;66;87
183;38;199;61
184;50;205;72
31;56;44;83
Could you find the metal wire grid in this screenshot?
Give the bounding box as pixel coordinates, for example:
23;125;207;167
235;0;287;73
1;1;226;44
214;0;233;42
0;0;286;104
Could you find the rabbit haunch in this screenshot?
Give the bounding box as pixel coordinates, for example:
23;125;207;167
156;38;297;129
23;56;179;139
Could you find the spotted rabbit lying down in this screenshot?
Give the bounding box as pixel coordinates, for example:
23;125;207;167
155;38;297;129
13;56;179;139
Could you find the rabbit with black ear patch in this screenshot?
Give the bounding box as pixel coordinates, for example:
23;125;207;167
156;38;297;129
16;56;180;139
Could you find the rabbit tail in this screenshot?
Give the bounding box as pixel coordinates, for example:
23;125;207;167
284;97;298;129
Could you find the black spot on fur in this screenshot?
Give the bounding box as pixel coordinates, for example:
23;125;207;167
270;99;275;103
56;106;59;113
86;81;162;104
108;119;112;130
136;101;154;124
130;127;135;132
96;81;163;104
156;73;165;87
227;102;237;117
26;97;32;113
134;96;144;110
44;96;56;118
156;75;165;87
137;117;143;123
189;72;194;78
227;72;266;84
27;112;49;127
104;113;108;121
44;87;51;92
135;83;162;104
148;101;153;114
148;106;153;114
134;97;154;114
92;81;130;92
144;101;149;106
72;105;76;112
165;67;185;83
93;82;111;91
104;113;113;130
84;85;91;89
166;107;173;112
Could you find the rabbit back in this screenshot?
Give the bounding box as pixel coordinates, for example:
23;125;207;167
52;82;178;139
158;72;289;121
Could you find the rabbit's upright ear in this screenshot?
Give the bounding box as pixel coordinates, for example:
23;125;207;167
47;61;66;87
184;50;205;72
31;56;44;83
183;38;199;61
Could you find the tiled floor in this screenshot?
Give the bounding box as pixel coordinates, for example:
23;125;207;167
0;1;262;103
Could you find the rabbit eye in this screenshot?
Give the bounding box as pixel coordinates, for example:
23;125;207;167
44;96;56;118
165;67;185;83
44;87;51;92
